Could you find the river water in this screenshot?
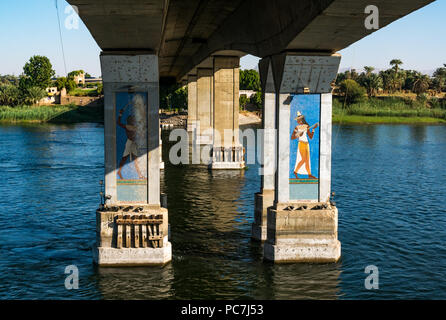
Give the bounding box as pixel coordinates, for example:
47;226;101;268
0;123;445;300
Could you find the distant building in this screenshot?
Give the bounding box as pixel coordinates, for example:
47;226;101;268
73;73;85;85
239;90;256;98
85;76;102;84
46;87;58;96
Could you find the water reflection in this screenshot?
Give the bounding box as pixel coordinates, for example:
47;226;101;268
96;265;174;300
268;263;342;300
410;125;427;143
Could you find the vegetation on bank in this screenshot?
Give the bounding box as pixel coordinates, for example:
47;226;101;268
333;96;446;124
332;114;445;124
1;97;445;125
2;55;446;125
0;104;103;123
0;56;102;109
330;58;446;124
159;69;263;112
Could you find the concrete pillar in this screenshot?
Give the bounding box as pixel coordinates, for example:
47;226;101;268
195;68;214;145
159;123;164;170
94;52;171;266
210;56;245;170
187;75;197;132
264;53;341;263
252;58;276;241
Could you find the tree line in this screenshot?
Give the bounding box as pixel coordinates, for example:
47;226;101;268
0;55;100;107
336;59;446;105
239;69;262;110
159;69;263;111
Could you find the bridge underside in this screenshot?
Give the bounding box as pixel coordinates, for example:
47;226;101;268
67;0;433;81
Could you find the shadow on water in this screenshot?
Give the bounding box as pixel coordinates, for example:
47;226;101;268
95;265;175;300
47;105;104;124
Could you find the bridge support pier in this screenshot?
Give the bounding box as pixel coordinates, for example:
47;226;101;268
195;68;214;145
210;56;245;170
160;124;164;170
263;53;341;263
93;52;172;266
252;58;276;241
186;75;197;132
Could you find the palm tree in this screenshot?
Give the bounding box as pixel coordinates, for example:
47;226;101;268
364;66;375;76
0;84;21;106
367;73;382;97
25;86;47;105
388;60;405;92
412;74;431;96
359;67;381;97
390;59;403;73
433;64;446;93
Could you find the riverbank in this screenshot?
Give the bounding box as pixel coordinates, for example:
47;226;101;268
333;96;446;124
333;114;446;124
239;110;261;125
0;104;103;124
2;97;446;125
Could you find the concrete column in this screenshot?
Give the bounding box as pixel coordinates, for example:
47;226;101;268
94;52;171;266
187;75;197;132
159;123;164;170
252;57;276;241
210;56;245;170
264;53;341;263
196;68;214;145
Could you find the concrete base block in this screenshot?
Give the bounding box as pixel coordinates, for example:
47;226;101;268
93;241;172;266
251;190;274;241
264;240;341;263
264;203;341;263
209;161;245;170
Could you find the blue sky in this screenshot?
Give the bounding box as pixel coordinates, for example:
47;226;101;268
0;0;444;77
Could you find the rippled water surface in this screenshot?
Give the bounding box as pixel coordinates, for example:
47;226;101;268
0;123;445;299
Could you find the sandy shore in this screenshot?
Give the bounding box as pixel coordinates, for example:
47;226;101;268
239;111;262;125
160;111;261;127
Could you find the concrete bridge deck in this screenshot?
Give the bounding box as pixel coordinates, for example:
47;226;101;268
67;0;433;81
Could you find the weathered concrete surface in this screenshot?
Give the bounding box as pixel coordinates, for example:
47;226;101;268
213;56;239;148
93;244;172;266
264;204;340;263
319;93;333;202
196;68;213;144
187;75;197;132
101;53;161;205
209;56;244;170
252;190;274;241
94;206;172;266
67;0;434;80
271;53;341;204
261;53;341;262
98;53;171;266
160;124;164;170
252;57;275;241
